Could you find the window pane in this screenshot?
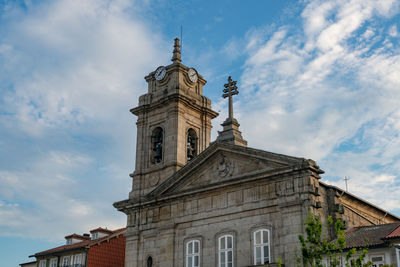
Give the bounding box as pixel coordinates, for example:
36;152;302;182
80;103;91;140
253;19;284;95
228;263;232;267
190;242;194;254
256;247;261;259
263;230;268;243
194;241;199;253
255;231;261;244
228;251;232;262
194;255;199;267
227;236;232;248
220;237;225;249
221;252;226;264
264;246;269;258
188;256;192;267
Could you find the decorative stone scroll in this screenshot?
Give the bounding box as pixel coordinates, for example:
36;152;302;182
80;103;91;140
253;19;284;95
215;155;234;178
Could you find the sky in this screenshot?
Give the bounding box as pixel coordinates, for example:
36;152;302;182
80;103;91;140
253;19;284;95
0;0;399;265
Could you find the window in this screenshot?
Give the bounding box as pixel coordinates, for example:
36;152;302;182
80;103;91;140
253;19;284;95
187;128;197;161
147;256;153;267
73;254;82;266
92;232;98;240
50;258;58;267
151;127;163;164
219;235;234;267
39;260;46;267
66;238;72;245
370;255;385;267
186;240;200;267
396;248;400;267
253;229;270;265
62;256;70;267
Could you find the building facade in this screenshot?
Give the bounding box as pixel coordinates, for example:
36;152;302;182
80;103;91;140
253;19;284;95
31;227;125;267
325;222;400;266
114;39;399;267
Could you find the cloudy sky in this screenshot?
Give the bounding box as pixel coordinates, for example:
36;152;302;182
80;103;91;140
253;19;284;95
1;0;399;265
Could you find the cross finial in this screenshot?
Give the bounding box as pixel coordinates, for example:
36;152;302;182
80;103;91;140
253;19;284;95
171;38;181;63
223;76;239;120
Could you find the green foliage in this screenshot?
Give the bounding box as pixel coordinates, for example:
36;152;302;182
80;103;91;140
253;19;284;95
277;257;283;267
297;213;372;267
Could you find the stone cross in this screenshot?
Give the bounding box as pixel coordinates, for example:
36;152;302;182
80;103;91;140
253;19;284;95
222;76;238;120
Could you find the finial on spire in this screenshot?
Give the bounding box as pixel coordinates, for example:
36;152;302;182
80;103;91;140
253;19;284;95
223;76;239;121
172;38;181;63
216;76;247;147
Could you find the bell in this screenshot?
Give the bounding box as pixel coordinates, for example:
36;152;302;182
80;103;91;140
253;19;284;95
154;143;162;162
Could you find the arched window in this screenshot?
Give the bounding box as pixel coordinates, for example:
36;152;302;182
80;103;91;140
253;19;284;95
253;229;270;265
187;128;197;161
186;240;200;267
151;127;163;163
219;235;234;267
147;256;153;267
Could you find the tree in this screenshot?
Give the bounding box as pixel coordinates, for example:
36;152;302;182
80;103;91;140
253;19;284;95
297;213;371;267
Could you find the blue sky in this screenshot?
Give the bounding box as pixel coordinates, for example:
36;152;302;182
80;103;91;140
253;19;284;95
1;0;399;265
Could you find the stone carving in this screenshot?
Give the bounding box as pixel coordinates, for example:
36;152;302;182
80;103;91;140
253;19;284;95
216;155;234;178
148;173;160;187
276;180;295;196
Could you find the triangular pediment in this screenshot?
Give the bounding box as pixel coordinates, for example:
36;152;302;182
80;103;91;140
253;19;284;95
148;142;308;199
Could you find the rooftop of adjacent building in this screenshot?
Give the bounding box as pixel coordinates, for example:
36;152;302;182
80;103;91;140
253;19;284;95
341;222;400;249
32;227;126;257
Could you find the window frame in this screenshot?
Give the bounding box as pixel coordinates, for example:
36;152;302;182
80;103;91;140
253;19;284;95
218;234;234;267
253;229;271;265
62;256;70;267
151;126;164;164
186;239;201;267
370;254;385;267
73;253;82;265
50;257;58;267
39;260;46;267
186;128;198;161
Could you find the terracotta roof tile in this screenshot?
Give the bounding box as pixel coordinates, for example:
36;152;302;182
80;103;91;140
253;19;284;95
342;222;400;249
35;228;126;257
64;233;90;240
34;240;90;256
89;227;113;234
385;224;400;239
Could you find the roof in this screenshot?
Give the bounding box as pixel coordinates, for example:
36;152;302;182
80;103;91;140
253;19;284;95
90;227;113;234
385;224;400;239
341;222;400;249
319;182;400;221
33;228;126;257
19;261;36;266
64;233;90;240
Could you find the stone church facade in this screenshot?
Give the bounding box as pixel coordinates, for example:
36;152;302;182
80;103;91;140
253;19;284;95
114;39;399;267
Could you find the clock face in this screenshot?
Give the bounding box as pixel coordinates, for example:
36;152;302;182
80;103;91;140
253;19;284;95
155;66;166;81
188;68;198;83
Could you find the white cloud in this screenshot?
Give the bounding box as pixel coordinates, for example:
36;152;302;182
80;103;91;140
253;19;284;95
0;149;125;240
1;0;167;137
0;0;168;240
388;24;398;37
238;0;400;212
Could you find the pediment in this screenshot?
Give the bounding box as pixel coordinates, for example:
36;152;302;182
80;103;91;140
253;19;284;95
148;142;306;198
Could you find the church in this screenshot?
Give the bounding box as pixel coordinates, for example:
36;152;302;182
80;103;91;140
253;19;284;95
113;39;399;267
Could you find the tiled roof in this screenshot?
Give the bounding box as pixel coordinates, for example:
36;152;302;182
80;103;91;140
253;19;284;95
342;222;400;249
385;224;400;239
90;227;113;234
34;228;126;257
64;233;90;240
34;240;91;256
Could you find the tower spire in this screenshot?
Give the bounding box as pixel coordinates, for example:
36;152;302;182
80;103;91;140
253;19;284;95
171;38;181;63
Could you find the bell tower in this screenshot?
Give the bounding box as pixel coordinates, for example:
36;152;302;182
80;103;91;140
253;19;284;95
129;38;218;198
